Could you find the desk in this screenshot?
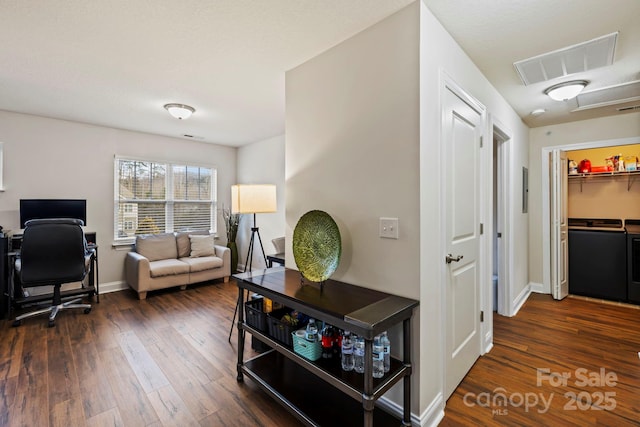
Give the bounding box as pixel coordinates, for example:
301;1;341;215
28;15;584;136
0;237;7;319
266;252;285;267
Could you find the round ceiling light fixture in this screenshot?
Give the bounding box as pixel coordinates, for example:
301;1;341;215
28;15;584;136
544;80;588;101
530;108;546;116
164;103;195;120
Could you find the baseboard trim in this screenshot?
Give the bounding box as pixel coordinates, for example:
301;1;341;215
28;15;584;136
418;392;445;427
529;281;546;294
99;280;128;294
511;284;531;316
376;391;444;427
483;335;494;354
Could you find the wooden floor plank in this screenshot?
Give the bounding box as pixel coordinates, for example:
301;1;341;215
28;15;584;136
49;397;86;427
85;407;125;427
117;329;170;393
46;324;82;408
0;325;24;381
99;346;161;426
147;384;201;427
68;339;118;419
9;323;49;427
142;326;223;420
0;376;18;426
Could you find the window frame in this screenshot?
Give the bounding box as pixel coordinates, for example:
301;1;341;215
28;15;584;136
114;156;217;244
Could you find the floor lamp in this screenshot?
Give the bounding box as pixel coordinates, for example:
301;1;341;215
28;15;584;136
228;184;277;342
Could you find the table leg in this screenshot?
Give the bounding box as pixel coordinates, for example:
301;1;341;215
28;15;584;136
236;287;245;382
363;338;374;427
402;318;412;426
94;247;99;303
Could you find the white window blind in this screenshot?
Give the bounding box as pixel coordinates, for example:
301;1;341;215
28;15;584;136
114;158;216;241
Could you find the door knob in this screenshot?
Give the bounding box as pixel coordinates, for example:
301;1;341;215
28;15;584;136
445;254;463;264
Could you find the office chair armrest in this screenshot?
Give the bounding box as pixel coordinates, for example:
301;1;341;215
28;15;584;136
125;251;150;291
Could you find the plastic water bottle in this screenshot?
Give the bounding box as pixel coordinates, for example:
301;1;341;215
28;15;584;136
341;331;354;371
372;335;384;378
305;319;318;341
353;335;365;373
381;331;391;373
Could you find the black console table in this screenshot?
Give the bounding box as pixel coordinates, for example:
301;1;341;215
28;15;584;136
234;267;418;427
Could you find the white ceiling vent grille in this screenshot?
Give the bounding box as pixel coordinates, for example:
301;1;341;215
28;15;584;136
514;32;618;85
617;105;640;112
574;80;640;111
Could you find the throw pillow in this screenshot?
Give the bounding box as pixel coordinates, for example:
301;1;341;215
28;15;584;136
176;230;209;258
136;233;178;261
189;234;216;257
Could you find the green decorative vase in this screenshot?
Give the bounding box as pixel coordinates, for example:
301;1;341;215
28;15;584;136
227;241;239;274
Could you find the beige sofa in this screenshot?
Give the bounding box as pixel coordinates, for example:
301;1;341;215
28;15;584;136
125;232;230;300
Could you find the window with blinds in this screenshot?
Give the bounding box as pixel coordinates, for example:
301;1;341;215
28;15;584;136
115;158;216;241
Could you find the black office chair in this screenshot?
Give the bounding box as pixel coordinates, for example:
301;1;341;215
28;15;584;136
13;218;93;327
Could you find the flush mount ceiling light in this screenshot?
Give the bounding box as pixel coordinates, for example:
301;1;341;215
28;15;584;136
544;80;588;101
164;103;195;120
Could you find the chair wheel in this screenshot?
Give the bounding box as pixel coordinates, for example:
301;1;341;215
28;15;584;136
84;307;92;314
12;320;21;327
48;320;55;328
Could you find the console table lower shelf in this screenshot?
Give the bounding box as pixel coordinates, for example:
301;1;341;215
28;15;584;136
242;350;401;426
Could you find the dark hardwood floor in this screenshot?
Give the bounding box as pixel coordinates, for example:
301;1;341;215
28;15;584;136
441;293;640;426
1;281;639;427
0;279;302;427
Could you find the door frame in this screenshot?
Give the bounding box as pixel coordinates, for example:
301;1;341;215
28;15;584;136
541;136;640;293
491;120;513;318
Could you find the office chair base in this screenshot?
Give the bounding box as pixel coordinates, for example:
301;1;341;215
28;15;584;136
12;297;92;327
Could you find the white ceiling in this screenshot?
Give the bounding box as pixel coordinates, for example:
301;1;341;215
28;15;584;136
1;1;638;147
424;0;640;127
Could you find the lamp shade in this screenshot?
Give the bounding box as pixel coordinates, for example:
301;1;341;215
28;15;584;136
231;184;277;214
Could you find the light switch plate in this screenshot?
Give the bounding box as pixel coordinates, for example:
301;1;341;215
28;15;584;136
379;217;399;239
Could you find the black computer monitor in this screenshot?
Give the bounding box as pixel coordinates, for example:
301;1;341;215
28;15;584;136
19;199;87;229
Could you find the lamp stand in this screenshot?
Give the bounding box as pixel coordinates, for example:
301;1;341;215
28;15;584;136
228;213;268;342
245;213;268;272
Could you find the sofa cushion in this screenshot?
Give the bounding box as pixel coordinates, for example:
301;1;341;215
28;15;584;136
176;230;210;258
189;234;216;257
136;233;178;261
149;259;190;278
180;256;224;273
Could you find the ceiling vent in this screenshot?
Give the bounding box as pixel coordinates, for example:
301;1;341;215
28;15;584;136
513;32;618;85
617;105;640;112
574;80;640;111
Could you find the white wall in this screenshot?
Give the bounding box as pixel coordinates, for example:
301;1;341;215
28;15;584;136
236;134;286;269
528;111;640;290
285;2;531;422
419;1;530;421
0;110;237;288
286;0;421;415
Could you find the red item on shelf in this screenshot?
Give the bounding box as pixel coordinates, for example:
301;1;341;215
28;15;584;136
591;166;608;173
579;159;592;173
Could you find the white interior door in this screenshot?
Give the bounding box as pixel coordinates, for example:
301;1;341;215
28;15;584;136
551;149;569;300
443;84;483;399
